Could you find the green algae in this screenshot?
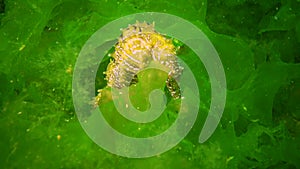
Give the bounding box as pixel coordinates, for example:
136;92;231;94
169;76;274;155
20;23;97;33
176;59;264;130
0;0;299;168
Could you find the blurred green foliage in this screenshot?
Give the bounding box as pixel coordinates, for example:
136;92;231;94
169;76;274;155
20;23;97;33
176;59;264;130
0;0;299;168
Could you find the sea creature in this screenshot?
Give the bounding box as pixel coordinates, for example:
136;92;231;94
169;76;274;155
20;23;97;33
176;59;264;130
95;21;183;106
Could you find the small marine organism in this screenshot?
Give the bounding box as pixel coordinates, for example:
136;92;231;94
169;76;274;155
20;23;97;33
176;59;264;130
95;21;183;106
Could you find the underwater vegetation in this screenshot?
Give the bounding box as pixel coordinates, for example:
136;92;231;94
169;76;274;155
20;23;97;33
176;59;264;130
0;0;299;168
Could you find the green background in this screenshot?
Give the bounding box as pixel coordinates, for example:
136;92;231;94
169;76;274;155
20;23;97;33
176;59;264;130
0;0;300;168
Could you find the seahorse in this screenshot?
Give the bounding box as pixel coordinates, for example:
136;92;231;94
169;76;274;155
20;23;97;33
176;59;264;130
95;21;183;106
